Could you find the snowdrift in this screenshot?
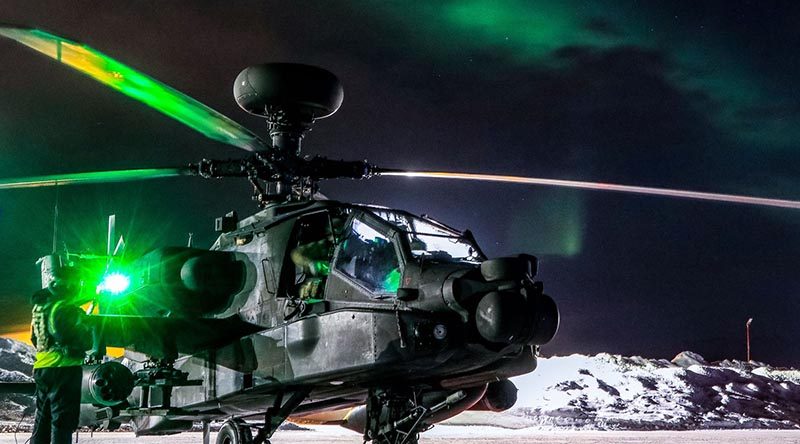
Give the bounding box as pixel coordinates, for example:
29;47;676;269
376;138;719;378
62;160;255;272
450;352;800;430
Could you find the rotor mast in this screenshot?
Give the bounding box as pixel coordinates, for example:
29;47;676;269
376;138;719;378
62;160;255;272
229;64;346;205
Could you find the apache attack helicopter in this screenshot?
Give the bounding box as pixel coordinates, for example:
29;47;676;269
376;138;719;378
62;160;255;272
1;25;799;444
0;25;560;444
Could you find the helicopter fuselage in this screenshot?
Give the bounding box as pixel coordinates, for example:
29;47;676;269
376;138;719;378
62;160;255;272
84;199;558;435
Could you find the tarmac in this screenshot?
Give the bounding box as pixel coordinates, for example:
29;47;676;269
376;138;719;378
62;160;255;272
3;428;800;444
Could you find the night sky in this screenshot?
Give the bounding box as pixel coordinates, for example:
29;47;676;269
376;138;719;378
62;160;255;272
1;1;799;365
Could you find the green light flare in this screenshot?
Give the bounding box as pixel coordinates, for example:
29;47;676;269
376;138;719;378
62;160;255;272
383;268;401;293
0;168;186;190
97;272;131;295
0;26;265;152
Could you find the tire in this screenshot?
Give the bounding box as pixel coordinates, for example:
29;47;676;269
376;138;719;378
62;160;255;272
216;420;253;444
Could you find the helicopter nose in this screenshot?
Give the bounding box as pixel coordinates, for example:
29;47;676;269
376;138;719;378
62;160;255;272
441;255;559;346
474;290;559;346
474;291;528;343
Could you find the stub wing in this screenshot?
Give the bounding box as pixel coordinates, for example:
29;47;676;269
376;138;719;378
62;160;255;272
87;314;264;359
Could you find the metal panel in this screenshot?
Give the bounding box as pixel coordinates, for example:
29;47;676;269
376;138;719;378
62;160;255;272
252;328;288;381
172;355;208;407
286;311;383;378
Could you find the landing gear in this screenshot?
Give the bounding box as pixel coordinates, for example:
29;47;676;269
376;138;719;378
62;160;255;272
216;419;254;444
216;390;309;444
363;388;467;444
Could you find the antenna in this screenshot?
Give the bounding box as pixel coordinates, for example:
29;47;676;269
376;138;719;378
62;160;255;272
106;214;116;271
51;182;59;254
107;214;115;257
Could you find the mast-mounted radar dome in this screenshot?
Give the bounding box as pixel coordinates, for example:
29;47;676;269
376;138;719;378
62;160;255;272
234;63;343;154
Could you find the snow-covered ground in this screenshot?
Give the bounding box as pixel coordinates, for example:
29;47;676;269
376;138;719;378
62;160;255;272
4;429;800;443
4;336;800;433
486;351;800;430
0;338;33;424
0;338;33;383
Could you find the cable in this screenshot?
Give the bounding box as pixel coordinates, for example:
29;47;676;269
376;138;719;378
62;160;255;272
14;409;28;444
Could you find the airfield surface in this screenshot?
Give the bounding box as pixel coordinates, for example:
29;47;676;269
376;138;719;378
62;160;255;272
4;427;800;443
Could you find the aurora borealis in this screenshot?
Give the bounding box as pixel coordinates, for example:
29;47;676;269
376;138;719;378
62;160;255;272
0;1;799;364
374;0;800;148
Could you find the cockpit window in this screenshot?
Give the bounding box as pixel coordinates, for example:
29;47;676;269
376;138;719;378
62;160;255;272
370;210;482;263
286;211;337;300
334;218;401;296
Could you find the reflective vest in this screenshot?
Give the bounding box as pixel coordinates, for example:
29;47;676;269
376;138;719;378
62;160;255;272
31;300;86;369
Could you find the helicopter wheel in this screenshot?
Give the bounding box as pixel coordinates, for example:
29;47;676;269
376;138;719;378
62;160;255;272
216;419;254;444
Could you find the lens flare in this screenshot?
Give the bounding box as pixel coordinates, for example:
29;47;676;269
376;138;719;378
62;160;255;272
97;272;131;295
379;171;800;210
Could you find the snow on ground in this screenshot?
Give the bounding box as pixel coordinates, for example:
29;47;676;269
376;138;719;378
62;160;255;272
495;352;800;430
0;339;33;422
0;338;33;384
4;336;800;433
4;429;800;443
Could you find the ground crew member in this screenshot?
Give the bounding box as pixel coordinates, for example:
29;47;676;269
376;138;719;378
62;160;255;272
30;269;93;444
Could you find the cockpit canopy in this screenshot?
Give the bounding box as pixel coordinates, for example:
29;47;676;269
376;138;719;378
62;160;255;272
324;206;484;299
275;202;485;301
368;208;483;263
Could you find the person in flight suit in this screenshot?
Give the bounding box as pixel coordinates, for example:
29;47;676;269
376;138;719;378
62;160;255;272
291;237;334;299
29;267;94;444
290;212;347;300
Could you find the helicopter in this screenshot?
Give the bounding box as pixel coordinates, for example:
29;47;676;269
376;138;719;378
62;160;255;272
0;25;561;444
1;24;799;444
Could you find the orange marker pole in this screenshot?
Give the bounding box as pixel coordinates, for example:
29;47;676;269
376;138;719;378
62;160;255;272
746;318;753;362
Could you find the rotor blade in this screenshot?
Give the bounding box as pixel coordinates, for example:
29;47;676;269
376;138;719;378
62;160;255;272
0;168;191;190
0;25;267;152
378;170;800;210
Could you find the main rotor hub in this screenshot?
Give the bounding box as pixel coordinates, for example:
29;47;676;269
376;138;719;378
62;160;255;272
234;63;344;154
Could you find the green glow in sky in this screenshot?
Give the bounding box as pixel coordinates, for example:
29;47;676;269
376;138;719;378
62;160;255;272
441;0;624;61
0;26;264;152
374;1;797;149
507;190;584;256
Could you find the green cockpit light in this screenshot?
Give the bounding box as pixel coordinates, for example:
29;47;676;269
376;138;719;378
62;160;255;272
383;268;401;293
